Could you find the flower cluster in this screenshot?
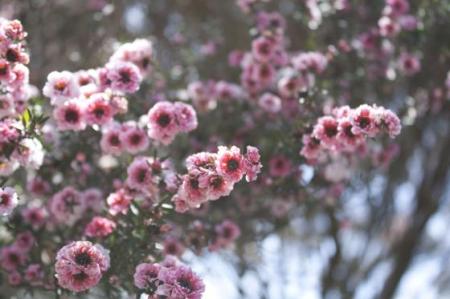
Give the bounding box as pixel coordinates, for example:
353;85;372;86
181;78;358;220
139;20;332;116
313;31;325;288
55;241;110;292
300;104;401;161
0;19;44;176
43;39;153;135
49;186;104;226
133;257;204;299
0;231;49;288
172;145;262;212
147;101;198;145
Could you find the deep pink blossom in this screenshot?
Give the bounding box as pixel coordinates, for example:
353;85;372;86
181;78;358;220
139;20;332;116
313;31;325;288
55;241;110;292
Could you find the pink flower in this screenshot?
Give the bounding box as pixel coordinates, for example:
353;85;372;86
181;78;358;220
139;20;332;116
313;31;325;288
110;39;153;76
55;241;110;292
313;116;339;149
186;152;217;172
84;217;116;238
211;219;241;250
252;36;276;62
203;173;234;200
243;146;262;182
216;146;245;183
53;100;86;131
8;271;22;286
256;11;286;33
277;74;306;98
43;71;80;105
378;16;400;37
258;92;282;113
163;237;185;257
107;188;132;216
0;94;15;118
120;124;149;154
84;93;114;126
14;231;35;252
0;59;15;83
385;0;409;17
269;155;292;177
397;52;421;76
21;206;47;229
337;118;365;149
159;265;205;299
26;176;51;196
82;188;104;212
49;187;86;225
377;107;402;138
174;102;198;133
2;20;27;41
100;123;124;155
104;61;142;93
0;245;27;271
25;264;44;286
292;52;328;74
133;263;162;290
126;157;158;194
179;174;208;207
300;134;321;161
215;81;243;100
147;101;179;145
0;186;18;215
351;104;379;137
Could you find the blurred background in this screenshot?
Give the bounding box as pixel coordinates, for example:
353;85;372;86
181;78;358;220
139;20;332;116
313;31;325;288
1;0;449;298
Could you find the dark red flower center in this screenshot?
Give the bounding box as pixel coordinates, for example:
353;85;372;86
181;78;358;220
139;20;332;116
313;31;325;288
142;58;150;69
157;113;171;127
109;134;121;146
136;168;148;183
178;277;193;291
324;124;338;138
75;252;92;266
189;178;200;190
129;133;142;145
9;253;19;264
344;124;355;138
6;49;19;63
93;107;105;119
64;108;80;123
358;116;370;129
227;159;240;171
119;70;131;83
73;272;88;282
1;194;10;205
222;227;233;239
211;176;224;189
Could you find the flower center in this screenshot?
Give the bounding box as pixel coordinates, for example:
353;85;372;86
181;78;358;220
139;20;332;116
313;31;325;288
64;109;79;123
178;277;193;291
109;134;120;146
324;124;338;138
157;114;171;127
358;117;370;129
129;133;142;145
1;194;10;205
136;168;148;183
227;159;239;171
73;272;88;282
119;70;131;83
6;49;19;63
54;80;67;92
75;252;92;266
344;124;355;138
